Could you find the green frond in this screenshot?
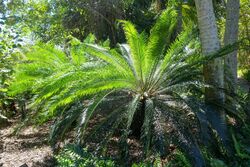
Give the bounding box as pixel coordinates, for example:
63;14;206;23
50;102;83;146
156;100;205;166
141;99;154;156
84;43;132;75
152;108;166;157
26;44;69;64
49;80;130;111
126;95;140;131
119;20;147;82
69;39;87;66
118;44;138;79
77;91;115;142
8;44;70;96
145;8;177;76
160;26;198;75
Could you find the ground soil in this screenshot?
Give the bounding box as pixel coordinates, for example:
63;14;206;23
0;120;56;167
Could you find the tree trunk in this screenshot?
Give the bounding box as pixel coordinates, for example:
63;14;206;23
176;1;183;35
171;1;183;41
194;0;224;105
194;0;232;155
224;0;240;112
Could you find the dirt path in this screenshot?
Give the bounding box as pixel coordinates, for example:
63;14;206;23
0;121;56;167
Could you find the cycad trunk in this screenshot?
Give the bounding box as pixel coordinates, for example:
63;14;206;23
130;99;146;138
224;0;240;112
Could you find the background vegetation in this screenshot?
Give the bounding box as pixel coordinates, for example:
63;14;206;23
0;0;250;166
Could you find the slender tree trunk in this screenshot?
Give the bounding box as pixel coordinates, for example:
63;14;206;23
224;0;240;112
194;0;224;105
172;0;183;41
194;0;232;155
176;1;183;34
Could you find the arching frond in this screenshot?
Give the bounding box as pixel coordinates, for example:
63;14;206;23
119;20;147;82
141;99;154;156
145;8;177;77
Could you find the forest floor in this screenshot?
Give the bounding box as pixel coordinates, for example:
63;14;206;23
0;120;56;167
0;78;249;167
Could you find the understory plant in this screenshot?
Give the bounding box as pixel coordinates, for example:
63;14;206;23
9;8;237;166
56;144;115;167
0;17;23;117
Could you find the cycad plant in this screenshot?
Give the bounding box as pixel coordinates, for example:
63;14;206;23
9;8;236;166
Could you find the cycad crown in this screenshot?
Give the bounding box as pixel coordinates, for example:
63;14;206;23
10;8;230;166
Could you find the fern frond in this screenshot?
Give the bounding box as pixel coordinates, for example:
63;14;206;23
160;26;198;75
120;20;147;82
145;8;177;77
141;99;154;157
84;43;133;77
152;108;166;157
156;100;205;166
77;91;115;142
50;101;83;146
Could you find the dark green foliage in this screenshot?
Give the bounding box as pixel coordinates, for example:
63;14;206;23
241;68;250;82
56;145;115;167
56;145;194;167
232;133;250;160
166;150;192;167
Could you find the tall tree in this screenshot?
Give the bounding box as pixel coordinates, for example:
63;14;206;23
224;0;240;111
194;0;223;104
194;0;231;153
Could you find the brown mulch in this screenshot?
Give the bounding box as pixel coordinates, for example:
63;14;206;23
0;121;56;167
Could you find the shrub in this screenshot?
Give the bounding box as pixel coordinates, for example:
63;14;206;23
0;16;23;117
9;8;237;166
